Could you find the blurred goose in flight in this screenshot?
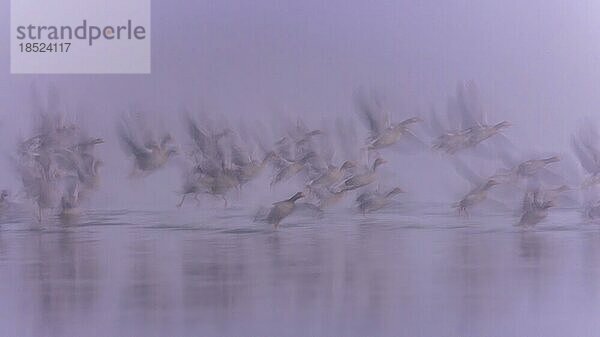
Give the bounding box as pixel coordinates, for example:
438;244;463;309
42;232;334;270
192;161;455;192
234;151;276;188
454;179;499;216
272;120;322;163
204;170;239;207
270;152;315;186
181;114;274;207
450;157;503;215
571;121;600;188
430;82;510;155
53;137;104;201
307;160;355;192
432;131;470;155
463;121;511;148
495;153;562;187
18;161;58;221
357;187;404;214
514;156;560;178
367;117;423;151
355;89;422;151
118;118;177;176
288;119;323;152
339;158;387;191
433;122;510;155
266;192;305;228
312;187;349;209
13;87;105;220
518;189;554;227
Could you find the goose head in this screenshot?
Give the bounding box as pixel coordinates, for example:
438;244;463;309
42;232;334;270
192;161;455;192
493;121;511;131
288;191;305;202
386;187;404;198
166;147;178;157
372;158;387;171
160;134;173;147
340;160;356;171
400;117;423;125
483;179;500;190
541;200;554;209
90;137;105;145
543;156;560;164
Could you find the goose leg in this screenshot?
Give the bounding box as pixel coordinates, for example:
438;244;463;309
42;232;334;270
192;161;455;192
222;195;228;208
177;194;187;208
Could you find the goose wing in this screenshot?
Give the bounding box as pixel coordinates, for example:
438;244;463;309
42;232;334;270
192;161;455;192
117;121;150;161
572;136;600;174
354;89;387;137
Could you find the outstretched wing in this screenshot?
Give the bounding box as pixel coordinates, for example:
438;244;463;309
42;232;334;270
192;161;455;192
449;156;485;187
354;89;387;137
572;136;600;174
117;119;148;160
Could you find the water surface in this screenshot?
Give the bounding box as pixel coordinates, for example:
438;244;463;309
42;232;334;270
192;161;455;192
0;207;598;337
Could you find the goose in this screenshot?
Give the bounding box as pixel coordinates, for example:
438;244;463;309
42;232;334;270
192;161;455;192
234;152;276;187
310;186;349;209
307;160;355;192
203;170;239;207
454;179;499;216
19;162;58;221
118;115;178;176
70;137;104;153
432;131;470;155
430;82;511;154
463;121;511;148
355;90;422;151
571;123;600;188
340;158;387;191
518;190;554;226
357;187;404;214
497;152;561;180
270;152;315;186
266;192;305;228
119;129;177;175
434;122;510;155
367;117;423;150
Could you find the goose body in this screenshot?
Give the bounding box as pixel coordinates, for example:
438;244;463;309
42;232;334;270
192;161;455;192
518;191;553;226
342;158;386;191
454;180;499;215
367;118;422;150
308;161;355;192
515;156;560;178
357;187;403;213
266;192;305;228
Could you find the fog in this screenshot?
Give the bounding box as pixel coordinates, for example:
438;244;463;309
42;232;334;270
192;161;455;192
1;0;600;208
5;1;600;336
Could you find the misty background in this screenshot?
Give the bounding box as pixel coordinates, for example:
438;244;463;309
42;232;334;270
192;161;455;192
1;0;600;210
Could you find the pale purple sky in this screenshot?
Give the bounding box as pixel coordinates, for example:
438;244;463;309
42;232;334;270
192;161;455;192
1;0;600;207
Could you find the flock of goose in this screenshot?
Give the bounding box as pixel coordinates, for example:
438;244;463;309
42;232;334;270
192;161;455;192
5;82;600;228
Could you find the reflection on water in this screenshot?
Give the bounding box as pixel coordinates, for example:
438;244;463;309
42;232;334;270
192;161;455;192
0;208;600;337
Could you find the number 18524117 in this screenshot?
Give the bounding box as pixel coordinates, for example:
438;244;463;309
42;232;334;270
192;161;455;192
19;42;71;53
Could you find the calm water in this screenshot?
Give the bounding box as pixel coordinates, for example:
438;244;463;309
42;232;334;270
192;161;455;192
0;206;599;337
